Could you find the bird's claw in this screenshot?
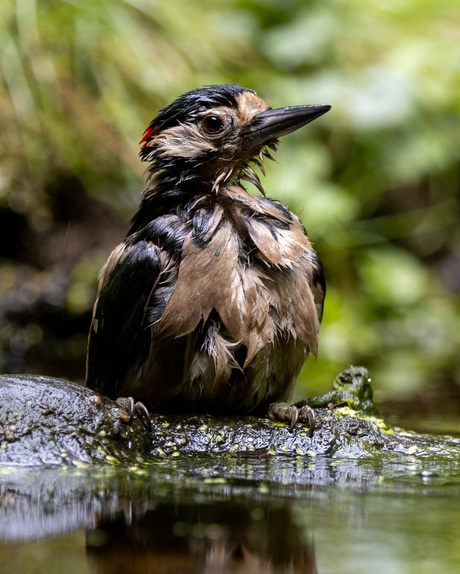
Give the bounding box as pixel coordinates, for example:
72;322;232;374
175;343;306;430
268;402;315;437
116;396;152;429
134;401;151;428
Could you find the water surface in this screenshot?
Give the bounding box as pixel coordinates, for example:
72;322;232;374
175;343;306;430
1;451;459;573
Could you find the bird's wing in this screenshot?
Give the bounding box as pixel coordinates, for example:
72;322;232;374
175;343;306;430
85;239;165;399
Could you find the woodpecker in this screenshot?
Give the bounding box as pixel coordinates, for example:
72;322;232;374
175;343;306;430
86;84;330;434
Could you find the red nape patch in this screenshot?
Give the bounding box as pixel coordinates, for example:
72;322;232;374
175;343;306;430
139;126;159;146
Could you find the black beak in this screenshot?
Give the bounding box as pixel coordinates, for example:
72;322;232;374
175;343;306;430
244;104;331;147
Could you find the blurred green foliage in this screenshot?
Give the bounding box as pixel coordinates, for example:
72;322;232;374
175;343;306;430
0;0;459;403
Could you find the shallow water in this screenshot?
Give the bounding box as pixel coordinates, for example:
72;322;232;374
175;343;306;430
1;450;459;574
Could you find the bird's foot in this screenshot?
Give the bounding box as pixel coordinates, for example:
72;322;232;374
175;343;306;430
268;402;315;437
116;397;152;429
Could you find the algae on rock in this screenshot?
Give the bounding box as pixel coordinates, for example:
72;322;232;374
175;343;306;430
0;367;459;466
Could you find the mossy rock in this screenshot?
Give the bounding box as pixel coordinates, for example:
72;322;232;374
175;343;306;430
0;367;458;466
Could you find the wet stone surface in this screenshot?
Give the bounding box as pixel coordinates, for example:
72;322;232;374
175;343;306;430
0;367;459;466
0;374;151;466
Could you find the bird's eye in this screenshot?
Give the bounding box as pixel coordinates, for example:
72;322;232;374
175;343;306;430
203;115;224;134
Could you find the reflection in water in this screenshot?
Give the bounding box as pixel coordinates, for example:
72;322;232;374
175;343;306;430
2;456;460;573
0;464;319;573
86;498;317;574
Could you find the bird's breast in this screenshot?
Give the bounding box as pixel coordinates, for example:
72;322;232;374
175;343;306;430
155;195;320;362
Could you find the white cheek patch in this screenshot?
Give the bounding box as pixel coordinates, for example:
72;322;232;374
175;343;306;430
154;123;216;158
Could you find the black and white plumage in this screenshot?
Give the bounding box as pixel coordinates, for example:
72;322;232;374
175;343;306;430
86;84;330;431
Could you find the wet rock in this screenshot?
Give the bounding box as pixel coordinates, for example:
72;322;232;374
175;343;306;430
0;374;150;466
0;368;459;466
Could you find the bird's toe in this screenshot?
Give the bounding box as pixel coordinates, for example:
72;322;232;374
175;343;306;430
267;402;315;436
116;396;152;429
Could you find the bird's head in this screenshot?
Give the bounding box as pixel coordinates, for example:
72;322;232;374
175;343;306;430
140;84;330;194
